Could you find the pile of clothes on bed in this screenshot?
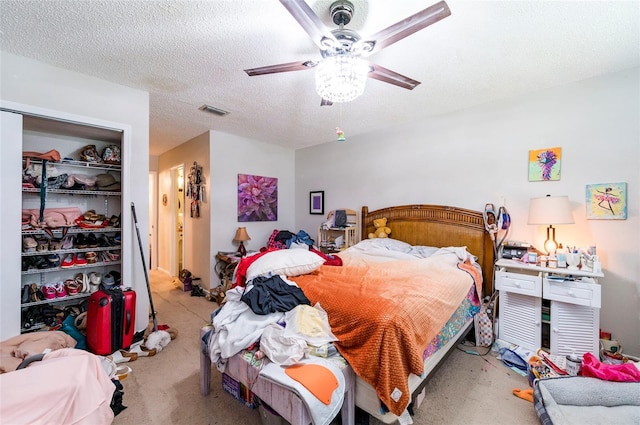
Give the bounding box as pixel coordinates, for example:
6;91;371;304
203;240;347;425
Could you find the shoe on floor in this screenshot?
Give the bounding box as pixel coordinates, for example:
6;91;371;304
129;342;157;357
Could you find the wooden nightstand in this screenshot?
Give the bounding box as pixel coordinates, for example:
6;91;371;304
213;251;241;303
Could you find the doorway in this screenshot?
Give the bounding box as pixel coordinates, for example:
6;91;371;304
148;171;157;270
170;165;185;277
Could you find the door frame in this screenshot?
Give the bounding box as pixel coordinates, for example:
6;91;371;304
169;164;185;277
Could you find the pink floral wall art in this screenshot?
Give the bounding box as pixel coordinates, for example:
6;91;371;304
237;174;278;222
529;147;562;181
586;182;627;220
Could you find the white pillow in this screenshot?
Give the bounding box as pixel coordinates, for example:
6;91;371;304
354;238;413;253
408;245;440;258
247;249;325;280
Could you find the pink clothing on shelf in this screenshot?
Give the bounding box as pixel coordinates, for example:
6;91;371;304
581;352;640;382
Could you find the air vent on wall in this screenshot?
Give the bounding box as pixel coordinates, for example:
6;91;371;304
199;104;229;116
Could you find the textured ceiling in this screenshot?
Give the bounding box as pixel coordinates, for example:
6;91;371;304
1;1;638;156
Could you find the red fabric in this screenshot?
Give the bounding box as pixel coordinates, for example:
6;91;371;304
267;229;287;250
309;248;343;266
581;352;640;382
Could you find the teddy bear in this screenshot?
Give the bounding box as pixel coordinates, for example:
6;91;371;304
368;217;392;239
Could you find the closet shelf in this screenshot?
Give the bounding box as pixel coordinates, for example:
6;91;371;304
23;188;121;196
21;260;122;275
25;158;121;171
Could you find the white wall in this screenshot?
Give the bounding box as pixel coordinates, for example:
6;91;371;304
0;51;151;335
156;131;295;289
295;68;640;356
157;132;211;286
210;131;296;287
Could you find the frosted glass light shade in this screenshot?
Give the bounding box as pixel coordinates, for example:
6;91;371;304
315;55;369;103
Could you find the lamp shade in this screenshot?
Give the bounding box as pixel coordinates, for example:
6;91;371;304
233;227;251;242
528;195;574;225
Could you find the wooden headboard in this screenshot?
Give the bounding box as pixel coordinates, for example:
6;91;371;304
361;205;495;295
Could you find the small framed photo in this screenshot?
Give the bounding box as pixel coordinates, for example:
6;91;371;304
309;191;324;215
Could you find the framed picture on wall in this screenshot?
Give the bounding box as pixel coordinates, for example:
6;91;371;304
528;147;562;181
237;174;278;222
586;182;627;220
309;191;324;215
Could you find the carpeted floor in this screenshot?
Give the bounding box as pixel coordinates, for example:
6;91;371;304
113;269;539;425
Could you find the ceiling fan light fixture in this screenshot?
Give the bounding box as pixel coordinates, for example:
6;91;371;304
315;55;369;103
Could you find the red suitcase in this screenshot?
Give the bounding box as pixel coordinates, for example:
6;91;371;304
87;287;136;355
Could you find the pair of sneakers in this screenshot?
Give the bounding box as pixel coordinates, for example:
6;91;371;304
61;252;87;268
42;282;66;299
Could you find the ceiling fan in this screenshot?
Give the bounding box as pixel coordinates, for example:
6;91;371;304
244;0;451;105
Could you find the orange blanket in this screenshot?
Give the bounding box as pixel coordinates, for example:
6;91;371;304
290;252;481;416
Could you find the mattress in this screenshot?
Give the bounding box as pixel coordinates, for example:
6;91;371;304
355;285;480;423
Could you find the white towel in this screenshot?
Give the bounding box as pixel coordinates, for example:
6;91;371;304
259;356;345;425
208;286;284;364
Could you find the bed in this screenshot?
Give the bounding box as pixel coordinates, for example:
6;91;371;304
201;205;493;424
289;204;494;423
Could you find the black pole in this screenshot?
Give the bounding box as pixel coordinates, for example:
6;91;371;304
131;202;158;332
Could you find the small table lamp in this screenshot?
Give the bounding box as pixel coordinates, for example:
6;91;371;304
234;227;251;257
528;195;574;255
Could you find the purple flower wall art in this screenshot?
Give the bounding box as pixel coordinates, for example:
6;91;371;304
237;174;278;222
528;147;562;181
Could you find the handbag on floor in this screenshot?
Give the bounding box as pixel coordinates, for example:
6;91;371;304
474;292;498;347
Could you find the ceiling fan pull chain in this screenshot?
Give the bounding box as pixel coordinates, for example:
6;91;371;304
336;103;346;142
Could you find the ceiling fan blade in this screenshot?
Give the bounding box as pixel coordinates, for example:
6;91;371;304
368;64;421;90
363;1;451;55
320;98;333;106
280;0;338;50
244;60;318;76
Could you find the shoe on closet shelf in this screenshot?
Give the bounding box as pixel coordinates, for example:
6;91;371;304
98;234;112;247
21;284;31;304
22;237;37;253
87;233;98;248
75;273;89;293
106;251;120;262
64;279;81;296
86;251;97;264
108;215;121;228
61;253;76;268
54;281;67;298
88;272;101;292
30;283;44;302
49;238;63;251
76;233;88;249
61;235;74;250
103;273;116;289
42;283;57;300
47;254;61;268
36;239;49;252
75;252;87;266
33;256;50;269
22;257;32;272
